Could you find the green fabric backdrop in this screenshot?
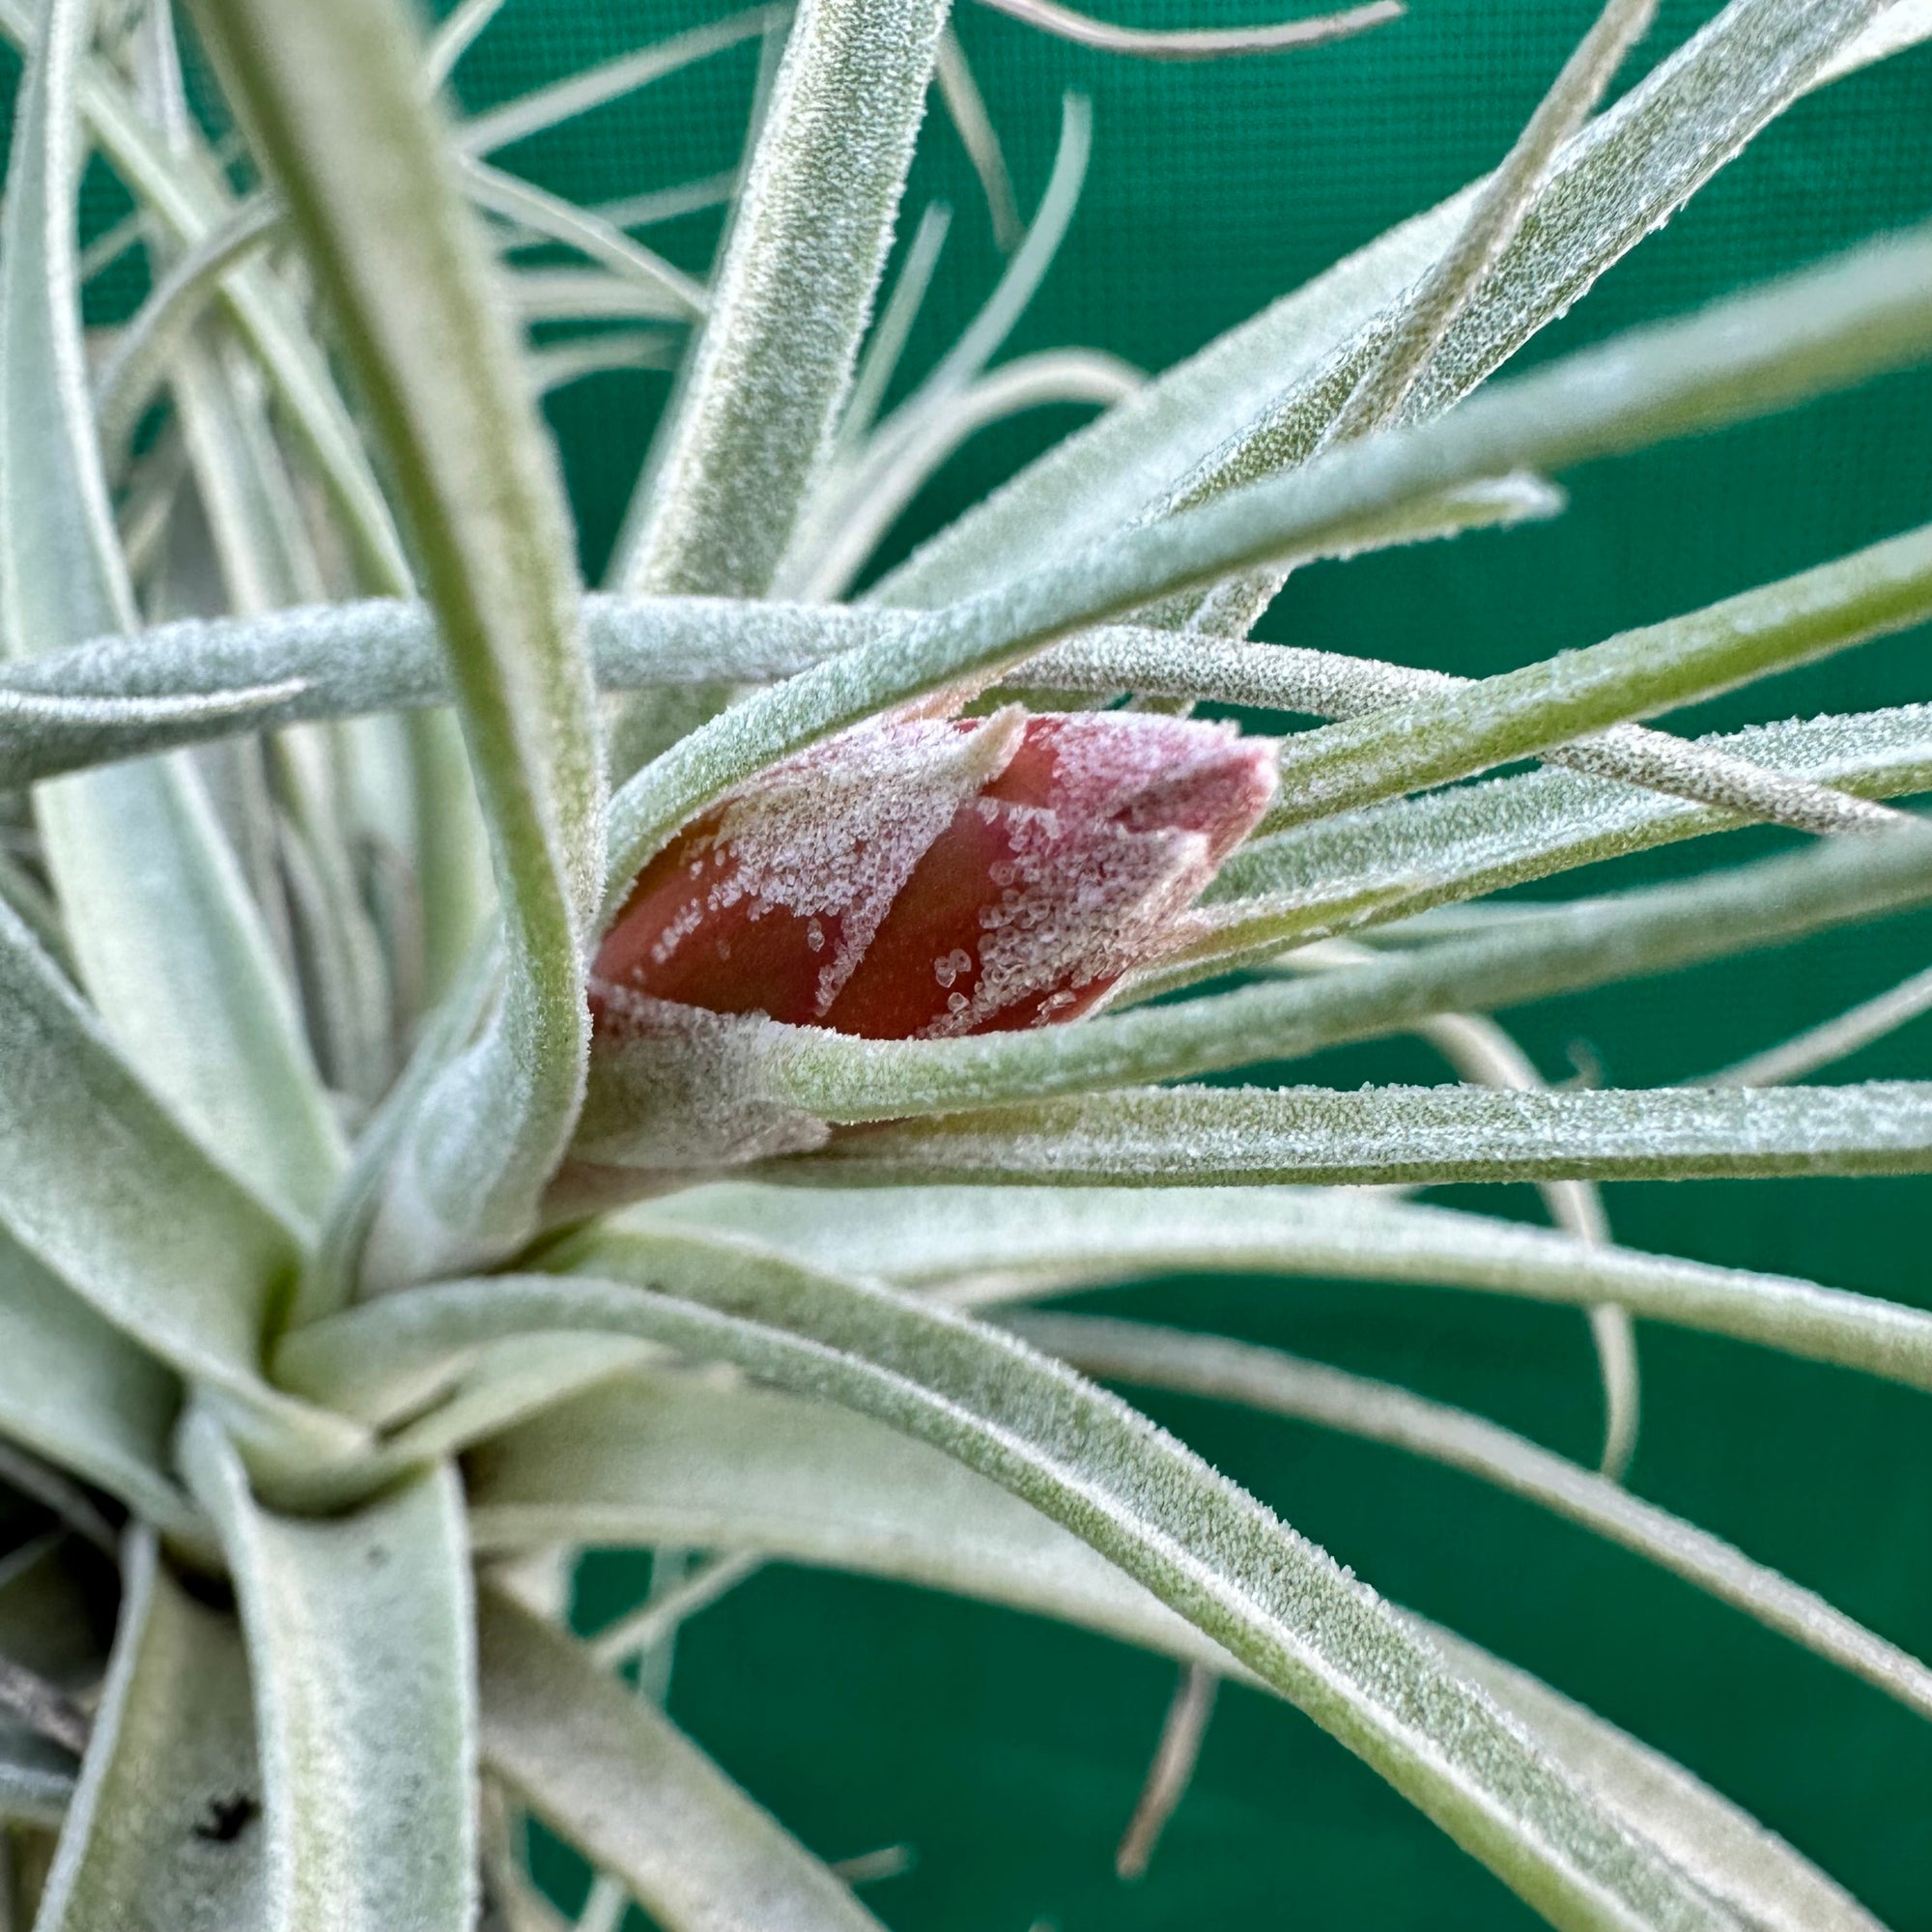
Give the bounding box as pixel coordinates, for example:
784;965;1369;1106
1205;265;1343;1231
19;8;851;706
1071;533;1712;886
449;5;1932;1926
75;2;1932;1923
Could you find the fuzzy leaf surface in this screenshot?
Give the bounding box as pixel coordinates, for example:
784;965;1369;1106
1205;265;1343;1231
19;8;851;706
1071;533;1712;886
182;1421;476;1932
633;1181;1932;1393
1016;1314;1932;1720
461;1365;1893;1932
604;221;1932;897
609;0;949;611
1418;1631;1886;1932
0;896;359;1469
280;1243;1744;1932
35;1533;268;1932
876;0;1888;604
1215;707;1932;912
189;0;605;1279
793;1079;1932;1186
1254;524;1932;830
0;524;1898;882
0;0;341;1225
707;827;1932;1123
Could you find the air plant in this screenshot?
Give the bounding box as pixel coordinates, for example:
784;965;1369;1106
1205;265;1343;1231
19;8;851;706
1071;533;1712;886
0;0;1928;1926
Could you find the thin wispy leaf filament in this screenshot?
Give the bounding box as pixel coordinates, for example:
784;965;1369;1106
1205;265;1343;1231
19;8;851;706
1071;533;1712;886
1321;0;1657;446
1019;1314;1932;1721
972;0;1403;61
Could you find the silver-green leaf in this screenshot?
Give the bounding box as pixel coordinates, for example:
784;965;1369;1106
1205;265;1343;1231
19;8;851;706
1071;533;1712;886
188;0;606;1282
0;0;343;1227
279;1239;1747;1931
35;1531;269;1932
181;1419;477;1932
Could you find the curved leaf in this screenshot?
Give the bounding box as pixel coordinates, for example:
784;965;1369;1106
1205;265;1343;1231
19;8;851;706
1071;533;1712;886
1216;706;1932;913
280;1244;1743;1931
423;0;503;84
876;0;1887;604
971;0;1400;59
716;827;1932;1122
35;1532;269;1932
1016;1314;1932;1722
465;1364;1207;1641
1430;1630;1886;1932
1818;0;1932;79
1256;525;1932;833
607;0;950;617
0;675;312;779
1319;0;1658;445
834;201;954;447
0;895;357;1468
0;0;415;596
0;0;342;1226
12;523;1927;835
190;0;606;1281
181;1418;477;1932
0;595;845;783
456;5;781;158
1698;961;1932;1088
0;1233;191;1536
786;347;1144;601
0;0;503;1206
465;1368;1883;1932
458;157;705;320
604;221;1932;898
635;1179;1932;1394
1022;528;1932;841
853;91;1091;439
94;191;283;459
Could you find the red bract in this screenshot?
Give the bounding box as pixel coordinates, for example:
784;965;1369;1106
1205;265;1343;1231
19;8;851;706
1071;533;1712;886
592;707;1278;1040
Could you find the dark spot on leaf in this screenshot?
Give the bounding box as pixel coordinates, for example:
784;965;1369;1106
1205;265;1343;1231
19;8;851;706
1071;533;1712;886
193;1792;258;1843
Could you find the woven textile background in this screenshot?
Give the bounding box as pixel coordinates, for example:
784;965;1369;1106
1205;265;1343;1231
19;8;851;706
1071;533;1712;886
35;2;1932;1925
443;7;1932;1928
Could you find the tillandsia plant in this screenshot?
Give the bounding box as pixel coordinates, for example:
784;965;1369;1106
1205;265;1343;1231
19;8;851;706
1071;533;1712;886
2;0;1932;1923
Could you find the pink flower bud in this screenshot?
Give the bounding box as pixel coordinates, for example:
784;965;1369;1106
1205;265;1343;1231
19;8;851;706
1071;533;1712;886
592;707;1278;1041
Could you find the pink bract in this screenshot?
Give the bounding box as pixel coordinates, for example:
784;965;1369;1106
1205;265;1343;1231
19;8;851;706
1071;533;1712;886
593;707;1279;1039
